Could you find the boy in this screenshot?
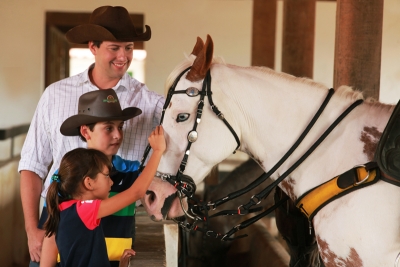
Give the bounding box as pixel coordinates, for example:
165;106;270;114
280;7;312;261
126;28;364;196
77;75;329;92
40;89;145;266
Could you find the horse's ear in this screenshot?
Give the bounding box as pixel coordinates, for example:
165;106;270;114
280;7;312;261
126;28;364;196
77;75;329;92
186;34;214;82
191;37;204;56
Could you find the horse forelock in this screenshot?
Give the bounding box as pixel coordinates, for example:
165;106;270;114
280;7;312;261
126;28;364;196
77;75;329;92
164;55;226;95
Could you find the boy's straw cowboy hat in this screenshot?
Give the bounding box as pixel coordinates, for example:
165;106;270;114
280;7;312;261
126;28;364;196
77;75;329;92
60;89;142;136
66;6;151;44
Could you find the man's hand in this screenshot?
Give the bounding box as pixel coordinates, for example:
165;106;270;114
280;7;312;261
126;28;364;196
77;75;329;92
20;170;44;262
27;227;45;262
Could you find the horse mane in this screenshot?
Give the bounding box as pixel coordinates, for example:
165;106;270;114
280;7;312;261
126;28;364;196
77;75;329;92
247;65;367;102
165;55;393;114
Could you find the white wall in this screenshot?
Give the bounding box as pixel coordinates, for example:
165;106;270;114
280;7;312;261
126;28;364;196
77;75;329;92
1;0;400;129
0;0;252;128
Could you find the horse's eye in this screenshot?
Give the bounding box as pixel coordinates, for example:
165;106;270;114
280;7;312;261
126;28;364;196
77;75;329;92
176;113;190;122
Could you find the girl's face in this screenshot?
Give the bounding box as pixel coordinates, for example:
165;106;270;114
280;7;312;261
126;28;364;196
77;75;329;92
85;120;124;159
92;164;113;200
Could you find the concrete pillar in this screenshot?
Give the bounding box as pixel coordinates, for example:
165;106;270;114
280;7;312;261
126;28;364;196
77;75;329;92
333;0;384;99
282;0;316;78
251;0;277;68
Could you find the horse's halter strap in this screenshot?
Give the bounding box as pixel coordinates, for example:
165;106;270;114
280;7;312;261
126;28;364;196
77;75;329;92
139;66;241;217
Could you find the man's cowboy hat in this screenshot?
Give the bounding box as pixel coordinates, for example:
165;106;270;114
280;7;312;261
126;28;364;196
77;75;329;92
60;89;142;136
65;6;151;44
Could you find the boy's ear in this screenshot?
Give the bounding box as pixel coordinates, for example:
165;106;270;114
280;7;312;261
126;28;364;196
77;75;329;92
80;125;91;141
83;176;94;191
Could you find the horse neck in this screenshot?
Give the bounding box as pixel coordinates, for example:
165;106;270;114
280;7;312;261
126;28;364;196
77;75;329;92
220;68;393;196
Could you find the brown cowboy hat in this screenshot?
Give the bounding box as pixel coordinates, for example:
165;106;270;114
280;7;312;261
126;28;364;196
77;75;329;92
60;89;142;136
66;6;151;44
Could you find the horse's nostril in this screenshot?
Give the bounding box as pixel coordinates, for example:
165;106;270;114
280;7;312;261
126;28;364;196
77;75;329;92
146;190;156;203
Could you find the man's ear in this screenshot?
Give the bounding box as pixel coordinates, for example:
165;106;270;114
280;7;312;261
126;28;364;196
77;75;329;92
88;41;97;56
80;125;91;141
83;176;93;190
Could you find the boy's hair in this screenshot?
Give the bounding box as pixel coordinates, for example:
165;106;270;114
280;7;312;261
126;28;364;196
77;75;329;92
78;123;95;142
44;148;112;236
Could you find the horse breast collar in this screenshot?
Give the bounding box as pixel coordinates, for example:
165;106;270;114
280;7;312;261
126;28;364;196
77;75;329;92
296;162;381;221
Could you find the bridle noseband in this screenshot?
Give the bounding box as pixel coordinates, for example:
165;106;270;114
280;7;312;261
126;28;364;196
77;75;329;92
140;66;241;222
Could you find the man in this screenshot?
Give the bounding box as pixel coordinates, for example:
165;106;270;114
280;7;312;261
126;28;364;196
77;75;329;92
18;6;164;266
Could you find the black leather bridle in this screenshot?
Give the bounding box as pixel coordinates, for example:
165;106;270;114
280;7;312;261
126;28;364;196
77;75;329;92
140;65;363;241
139;67;241;222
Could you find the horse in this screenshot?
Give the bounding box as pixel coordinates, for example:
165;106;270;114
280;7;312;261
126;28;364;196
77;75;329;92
140;35;400;267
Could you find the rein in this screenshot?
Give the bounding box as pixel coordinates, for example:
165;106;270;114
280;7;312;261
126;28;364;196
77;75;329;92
139;66;364;241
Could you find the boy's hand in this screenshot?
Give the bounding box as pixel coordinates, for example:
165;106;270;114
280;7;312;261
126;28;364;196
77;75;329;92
119;249;136;267
148;125;166;153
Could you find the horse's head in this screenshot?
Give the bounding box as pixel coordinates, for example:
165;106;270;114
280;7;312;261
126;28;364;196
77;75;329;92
141;35;241;221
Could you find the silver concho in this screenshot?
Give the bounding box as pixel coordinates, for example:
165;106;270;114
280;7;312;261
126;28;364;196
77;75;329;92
187;131;198;142
186;87;199;97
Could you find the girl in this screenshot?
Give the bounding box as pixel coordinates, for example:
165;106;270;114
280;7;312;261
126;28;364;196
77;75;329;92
42;125;165;267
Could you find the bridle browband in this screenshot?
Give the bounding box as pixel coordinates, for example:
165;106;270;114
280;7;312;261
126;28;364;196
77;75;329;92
139;66;242;220
139;66;363;241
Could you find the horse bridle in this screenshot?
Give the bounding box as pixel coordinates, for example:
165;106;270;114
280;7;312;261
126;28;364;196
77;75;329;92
140;66;364;241
139;66;241;221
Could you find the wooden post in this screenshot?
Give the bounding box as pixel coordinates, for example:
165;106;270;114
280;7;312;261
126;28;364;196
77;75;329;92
281;0;316;78
251;0;277;68
333;0;384;100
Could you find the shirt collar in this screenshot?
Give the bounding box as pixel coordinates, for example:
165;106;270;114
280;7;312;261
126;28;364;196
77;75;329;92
74;63;131;92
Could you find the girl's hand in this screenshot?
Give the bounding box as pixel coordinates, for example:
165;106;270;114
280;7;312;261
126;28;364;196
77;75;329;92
119;249;136;267
148;125;166;153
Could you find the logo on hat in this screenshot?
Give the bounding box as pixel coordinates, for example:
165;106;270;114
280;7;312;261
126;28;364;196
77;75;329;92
103;95;118;103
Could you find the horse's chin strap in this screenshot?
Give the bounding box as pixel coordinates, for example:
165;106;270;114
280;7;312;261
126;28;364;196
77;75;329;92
138;67;241;222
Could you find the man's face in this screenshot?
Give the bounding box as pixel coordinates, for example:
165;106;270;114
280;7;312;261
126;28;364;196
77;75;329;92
89;41;134;80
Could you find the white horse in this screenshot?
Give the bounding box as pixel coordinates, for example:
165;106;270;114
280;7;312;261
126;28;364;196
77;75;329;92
141;35;400;267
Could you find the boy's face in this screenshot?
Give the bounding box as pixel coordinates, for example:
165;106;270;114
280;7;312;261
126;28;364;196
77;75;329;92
89;41;134;81
82;120;124;158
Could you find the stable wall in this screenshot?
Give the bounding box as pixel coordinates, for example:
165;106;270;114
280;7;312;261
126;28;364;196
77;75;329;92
1;1;400;129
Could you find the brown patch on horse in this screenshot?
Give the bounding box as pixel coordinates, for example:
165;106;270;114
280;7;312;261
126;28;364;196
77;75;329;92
280;177;297;201
317;236;363;267
168;102;172;108
186;34;214;82
359;126;381;161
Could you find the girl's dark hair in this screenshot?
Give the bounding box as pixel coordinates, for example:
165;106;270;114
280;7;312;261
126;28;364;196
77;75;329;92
43;148;111;237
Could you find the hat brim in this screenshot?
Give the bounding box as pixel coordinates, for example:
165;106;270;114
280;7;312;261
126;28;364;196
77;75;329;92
60;107;142;136
66;25;151;44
